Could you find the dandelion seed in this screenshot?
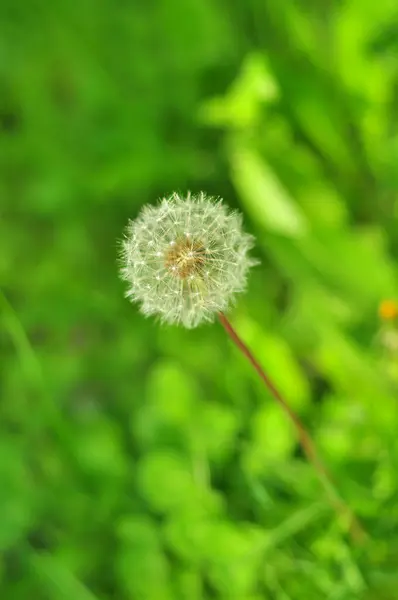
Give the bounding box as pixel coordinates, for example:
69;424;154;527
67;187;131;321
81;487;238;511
119;192;257;328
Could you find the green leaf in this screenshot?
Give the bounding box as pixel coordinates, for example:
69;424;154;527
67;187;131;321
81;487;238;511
230;146;308;237
133;360;198;449
234;316;311;411
136;451;197;514
195;402;239;463
243;404;295;474
72;420;126;478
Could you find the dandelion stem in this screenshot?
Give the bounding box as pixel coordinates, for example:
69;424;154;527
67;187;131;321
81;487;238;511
218;312;366;544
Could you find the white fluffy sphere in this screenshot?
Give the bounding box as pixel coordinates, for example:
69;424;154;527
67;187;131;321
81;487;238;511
120;192;257;328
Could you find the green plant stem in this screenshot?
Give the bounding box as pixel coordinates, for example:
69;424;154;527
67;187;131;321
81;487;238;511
218;312;366;544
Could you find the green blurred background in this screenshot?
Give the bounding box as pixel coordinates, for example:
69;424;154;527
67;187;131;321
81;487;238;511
2;0;398;598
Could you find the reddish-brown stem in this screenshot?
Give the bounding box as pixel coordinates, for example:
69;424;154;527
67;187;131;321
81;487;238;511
218;312;365;544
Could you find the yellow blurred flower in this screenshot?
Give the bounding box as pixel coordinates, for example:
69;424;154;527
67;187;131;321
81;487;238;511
378;300;398;321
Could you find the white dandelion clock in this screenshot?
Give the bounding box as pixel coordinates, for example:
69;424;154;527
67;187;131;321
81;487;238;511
119;192;257;328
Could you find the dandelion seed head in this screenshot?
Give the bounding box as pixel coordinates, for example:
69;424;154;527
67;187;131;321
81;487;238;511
119;192;257;328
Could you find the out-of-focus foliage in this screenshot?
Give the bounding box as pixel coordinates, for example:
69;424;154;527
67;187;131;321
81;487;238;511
2;0;398;598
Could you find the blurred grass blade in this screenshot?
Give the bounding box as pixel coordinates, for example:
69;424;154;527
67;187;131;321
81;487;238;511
230;146;308;237
30;552;100;600
0;288;44;392
262;502;326;553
